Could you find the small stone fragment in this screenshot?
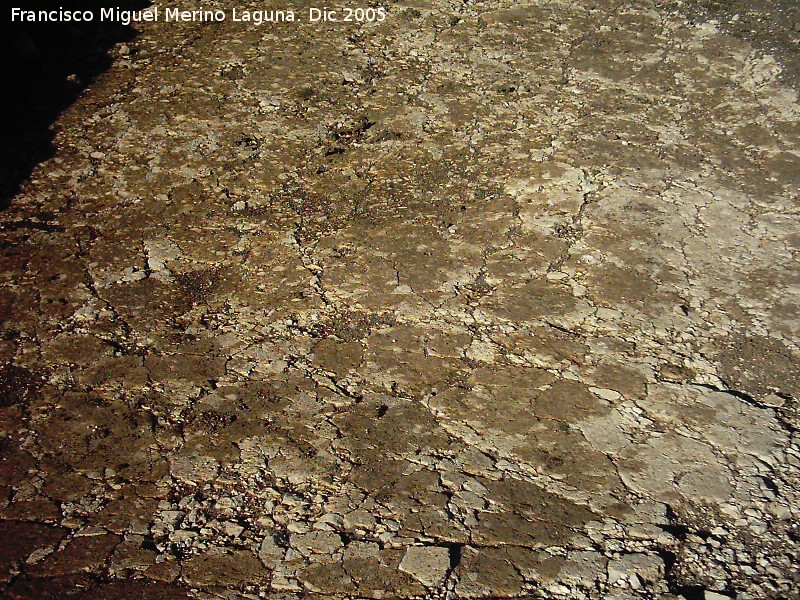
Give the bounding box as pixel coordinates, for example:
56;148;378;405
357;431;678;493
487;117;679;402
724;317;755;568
399;546;450;587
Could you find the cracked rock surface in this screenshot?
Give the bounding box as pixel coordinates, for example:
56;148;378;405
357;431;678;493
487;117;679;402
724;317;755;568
1;0;799;598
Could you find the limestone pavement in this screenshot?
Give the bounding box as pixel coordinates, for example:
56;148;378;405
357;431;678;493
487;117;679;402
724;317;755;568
0;0;798;598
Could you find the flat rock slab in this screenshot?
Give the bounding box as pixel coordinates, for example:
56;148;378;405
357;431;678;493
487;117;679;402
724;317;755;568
399;546;451;587
1;0;798;598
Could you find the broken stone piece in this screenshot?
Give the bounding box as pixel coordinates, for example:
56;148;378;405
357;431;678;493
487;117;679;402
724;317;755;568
398;546;450;587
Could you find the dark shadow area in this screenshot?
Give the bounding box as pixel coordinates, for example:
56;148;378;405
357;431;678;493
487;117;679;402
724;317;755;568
675;0;800;90
2;1;151;208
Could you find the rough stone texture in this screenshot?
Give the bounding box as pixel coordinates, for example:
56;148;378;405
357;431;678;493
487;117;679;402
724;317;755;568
399;545;451;587
1;0;799;598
